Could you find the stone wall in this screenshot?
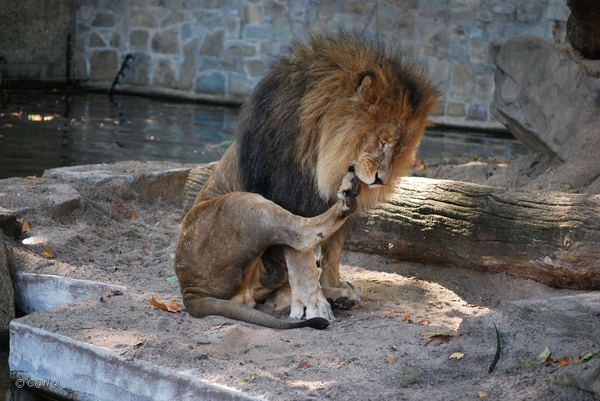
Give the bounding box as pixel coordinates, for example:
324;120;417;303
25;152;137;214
0;0;74;87
3;0;570;128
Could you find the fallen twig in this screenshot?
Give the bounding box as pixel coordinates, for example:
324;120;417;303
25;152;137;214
488;322;501;373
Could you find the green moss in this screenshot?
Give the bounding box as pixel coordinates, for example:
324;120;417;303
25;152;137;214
520;358;536;370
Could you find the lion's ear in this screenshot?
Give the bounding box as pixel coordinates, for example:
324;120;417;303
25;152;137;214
356;71;378;105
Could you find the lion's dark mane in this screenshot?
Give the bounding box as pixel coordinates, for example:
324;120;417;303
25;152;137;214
237;49;330;218
237;31;435;218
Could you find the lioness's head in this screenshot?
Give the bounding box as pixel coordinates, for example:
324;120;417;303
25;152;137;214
297;32;439;208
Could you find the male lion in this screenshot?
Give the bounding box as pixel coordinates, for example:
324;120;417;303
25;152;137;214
175;31;438;329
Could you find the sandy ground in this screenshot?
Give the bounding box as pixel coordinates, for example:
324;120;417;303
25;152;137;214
2;157;599;400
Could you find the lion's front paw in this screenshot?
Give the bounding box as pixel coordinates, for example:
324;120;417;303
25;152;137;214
290;296;336;322
322;280;363;310
337;170;361;218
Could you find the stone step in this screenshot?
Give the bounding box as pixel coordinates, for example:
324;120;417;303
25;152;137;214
9;321;261;400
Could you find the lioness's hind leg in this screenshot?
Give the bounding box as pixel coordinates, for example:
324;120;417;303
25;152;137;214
285;247;335;322
285;171;360;254
318;229;363;310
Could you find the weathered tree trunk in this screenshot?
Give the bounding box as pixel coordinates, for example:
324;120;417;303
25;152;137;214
184;165;600;290
346;177;600;290
183;162;217;211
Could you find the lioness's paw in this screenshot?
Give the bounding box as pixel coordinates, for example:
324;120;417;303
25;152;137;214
322;281;363;310
290;298;335;322
337;170;361;218
264;285;292;312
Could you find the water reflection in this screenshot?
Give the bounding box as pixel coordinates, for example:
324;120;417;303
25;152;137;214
419;128;528;159
0;91;238;178
0;91;528;179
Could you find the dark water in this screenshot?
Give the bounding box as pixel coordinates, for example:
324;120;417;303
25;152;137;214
0;90;528;179
0;90;239;179
419;127;528;159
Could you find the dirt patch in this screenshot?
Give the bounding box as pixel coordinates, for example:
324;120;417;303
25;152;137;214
2;160;599;400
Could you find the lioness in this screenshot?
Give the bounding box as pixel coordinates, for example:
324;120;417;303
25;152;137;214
175;31;438;329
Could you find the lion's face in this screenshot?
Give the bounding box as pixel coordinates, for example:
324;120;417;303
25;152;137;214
313;97;434;209
352;127;401;189
346;116;428;208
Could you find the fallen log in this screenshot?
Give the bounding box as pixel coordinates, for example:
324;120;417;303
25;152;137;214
184;165;600;290
346;177;600;290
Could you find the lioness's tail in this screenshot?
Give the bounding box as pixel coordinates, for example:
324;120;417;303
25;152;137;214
184;297;329;330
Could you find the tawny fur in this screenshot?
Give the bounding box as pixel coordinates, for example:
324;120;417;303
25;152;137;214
175;31;439;329
295;32;439;204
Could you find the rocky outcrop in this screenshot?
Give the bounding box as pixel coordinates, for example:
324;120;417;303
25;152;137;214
492;34;600;193
492;35;600;163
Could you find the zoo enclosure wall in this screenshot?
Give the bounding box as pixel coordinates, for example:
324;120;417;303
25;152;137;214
0;0;570;130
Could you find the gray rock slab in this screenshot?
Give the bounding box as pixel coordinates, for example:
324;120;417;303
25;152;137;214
0;182;83;218
13;273;126;314
9;321;262;401
43;161;192;202
46;184;84;217
492;35;600;162
555;355;600;396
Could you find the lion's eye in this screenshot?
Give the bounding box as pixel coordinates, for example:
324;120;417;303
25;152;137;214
378;138;387;150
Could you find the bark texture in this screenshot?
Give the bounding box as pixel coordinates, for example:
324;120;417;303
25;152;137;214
346;177;600;290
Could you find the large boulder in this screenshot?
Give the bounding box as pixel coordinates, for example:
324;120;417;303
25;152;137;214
492;35;600;163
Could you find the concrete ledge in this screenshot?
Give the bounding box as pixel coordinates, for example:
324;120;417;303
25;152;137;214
13;273;127;314
43;161;193;202
9;321;261;401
